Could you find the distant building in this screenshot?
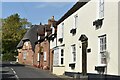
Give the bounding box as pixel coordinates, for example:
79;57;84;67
17;16;57;71
17;25;40;65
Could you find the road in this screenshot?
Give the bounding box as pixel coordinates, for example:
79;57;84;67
0;61;62;80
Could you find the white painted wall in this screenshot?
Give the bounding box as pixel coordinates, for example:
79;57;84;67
50;38;57;49
118;1;120;75
63;0;119;75
53;66;65;75
57;23;64;46
52;16;65;75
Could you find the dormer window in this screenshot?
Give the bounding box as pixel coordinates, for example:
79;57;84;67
25;42;29;46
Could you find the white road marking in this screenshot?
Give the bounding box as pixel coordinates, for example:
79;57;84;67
11;68;14;71
13;71;16;74
15;74;19;79
10;68;19;80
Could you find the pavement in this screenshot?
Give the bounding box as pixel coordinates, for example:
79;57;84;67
21;63;73;79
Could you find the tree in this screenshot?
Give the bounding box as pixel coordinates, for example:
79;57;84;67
2;13;31;61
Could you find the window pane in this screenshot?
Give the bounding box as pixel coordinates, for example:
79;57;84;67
101;0;104;4
61;49;64;56
73;53;76;62
99;35;107;64
23;52;26;60
44;52;47;61
61;58;64;64
101;58;106;64
100;35;106;52
71;45;76;62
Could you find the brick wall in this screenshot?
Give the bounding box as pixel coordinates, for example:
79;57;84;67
34;43;40;67
18;41;34;66
41;40;50;70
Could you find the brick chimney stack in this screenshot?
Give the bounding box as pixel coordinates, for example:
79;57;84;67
48;16;55;26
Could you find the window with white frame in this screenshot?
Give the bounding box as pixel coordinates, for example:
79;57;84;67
99;35;106;53
101;53;107;64
37;53;40;61
99;35;107;64
99;0;104;18
53;48;59;66
73;14;78;29
61;49;64;65
25;41;29;46
23;52;27;60
44;52;47;61
71;44;76;62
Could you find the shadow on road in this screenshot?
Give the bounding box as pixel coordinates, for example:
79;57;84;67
2;73;15;79
2;63;25;67
0;70;9;73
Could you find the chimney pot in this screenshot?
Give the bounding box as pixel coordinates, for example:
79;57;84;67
51;16;54;20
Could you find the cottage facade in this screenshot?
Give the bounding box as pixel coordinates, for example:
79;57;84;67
17;16;57;71
52;0;120;77
52;21;65;75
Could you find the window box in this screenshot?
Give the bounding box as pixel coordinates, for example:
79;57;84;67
95;64;107;74
69;63;75;69
58;38;63;43
93;18;104;29
87;48;91;53
70;28;76;35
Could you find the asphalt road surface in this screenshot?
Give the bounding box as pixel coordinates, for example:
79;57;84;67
0;61;63;80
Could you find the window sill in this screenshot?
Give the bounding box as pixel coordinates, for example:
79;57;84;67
95;64;107;73
100;51;106;53
53;65;65;67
